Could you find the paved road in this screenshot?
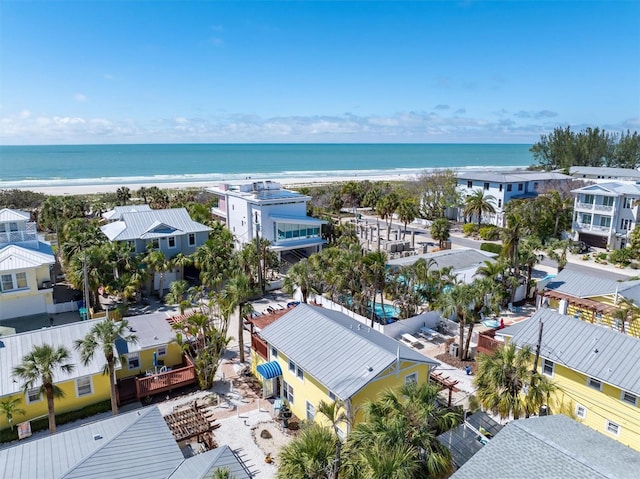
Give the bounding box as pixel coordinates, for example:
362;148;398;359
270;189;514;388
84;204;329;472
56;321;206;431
353;215;633;282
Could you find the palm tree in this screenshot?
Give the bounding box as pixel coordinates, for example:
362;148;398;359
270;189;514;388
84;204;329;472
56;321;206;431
13;344;75;434
501;210;528;276
343;382;460;479
430;218;450;248
611;297;639;334
74;319;138;416
376;192;400;240
546;238;570;273
277;424;337;479
143;249;172;298
222;272;256;363
165;279;191;314
396;196;419;239
0;397;26;430
475;343;556;420
318;399;351;479
213;468;234;479
283;258;315;303
435;282;472;360
542;190;573;238
463;189;496;226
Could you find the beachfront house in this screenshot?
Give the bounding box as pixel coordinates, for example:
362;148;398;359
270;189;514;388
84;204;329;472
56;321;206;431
0;320;113;431
99;207;211;290
0;208;55;321
250;304;439;435
101;204;152;221
539;268;640;338
208;180;326;263
570;182;640;250
456;171;572;227
564;166;640;182
450;414;640;478
0;406;251;479
497;309;640;452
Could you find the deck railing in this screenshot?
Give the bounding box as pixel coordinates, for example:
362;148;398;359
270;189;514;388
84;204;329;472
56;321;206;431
135;356;197;399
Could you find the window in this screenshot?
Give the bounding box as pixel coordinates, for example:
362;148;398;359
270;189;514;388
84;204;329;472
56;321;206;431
306;401;316;421
542;359;554;377
467;180;473;188
157;345;167;357
499;184;503;192
507;184;512;192
26;387;42;404
296;367;304;381
188;233;196;246
606;420;620;436
128;353;140;370
289;359;304;381
518;183;523;191
271;347;278;359
602;196;614;207
1;272;28;292
167;236;176;248
575;404;586;419
581;213;592;225
9;222;18;232
599;216;611;228
283;380;294;404
148;238;159;249
584;194;594;204
76;377;93;397
624;197;633;208
534;182;539;190
405;373;418;385
328;390;336;401
621;219;631;230
621;391;638;406
483;182;490;190
588;377;602;391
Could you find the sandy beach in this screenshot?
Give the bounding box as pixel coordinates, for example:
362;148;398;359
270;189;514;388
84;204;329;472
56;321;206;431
13;173;417;196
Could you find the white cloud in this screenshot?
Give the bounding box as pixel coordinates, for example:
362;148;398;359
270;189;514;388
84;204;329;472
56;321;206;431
74;93;88;102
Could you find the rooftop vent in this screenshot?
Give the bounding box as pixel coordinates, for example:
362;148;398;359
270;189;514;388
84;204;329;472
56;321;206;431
93;434;103;441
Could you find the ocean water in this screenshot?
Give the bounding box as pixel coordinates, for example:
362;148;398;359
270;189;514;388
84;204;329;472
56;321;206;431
0;143;534;188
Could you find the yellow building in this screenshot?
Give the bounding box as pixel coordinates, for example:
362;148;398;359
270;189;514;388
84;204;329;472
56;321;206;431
251;304;438;435
114;312;184;380
0;208;55;321
498;308;640;451
0;320;113;430
541;269;640;337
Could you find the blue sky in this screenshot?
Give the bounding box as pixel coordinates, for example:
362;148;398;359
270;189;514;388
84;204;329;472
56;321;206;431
1;1;638;145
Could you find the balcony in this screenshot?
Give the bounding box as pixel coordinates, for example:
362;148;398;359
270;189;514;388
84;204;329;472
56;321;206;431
573;222;610;234
135;356;197;399
594;204;613;212
0;222;38;244
576;202;594;210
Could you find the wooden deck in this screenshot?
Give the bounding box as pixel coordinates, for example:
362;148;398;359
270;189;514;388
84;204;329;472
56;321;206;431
135;357;197;399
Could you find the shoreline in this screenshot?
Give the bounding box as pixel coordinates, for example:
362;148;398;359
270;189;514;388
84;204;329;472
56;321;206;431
9;173;419;196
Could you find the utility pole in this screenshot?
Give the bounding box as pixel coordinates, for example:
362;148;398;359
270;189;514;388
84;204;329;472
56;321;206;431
532;318;544;374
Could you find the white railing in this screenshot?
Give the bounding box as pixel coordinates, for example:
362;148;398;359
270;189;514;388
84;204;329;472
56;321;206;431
594;204;613;211
574;222;610;232
0;229;38;244
47;300;80;314
576;202;594;210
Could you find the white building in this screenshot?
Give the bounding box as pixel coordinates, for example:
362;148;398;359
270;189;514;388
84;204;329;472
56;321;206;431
571;182;640;250
564;166;640;182
0;209;55;320
456;171;572;226
208;180;326;261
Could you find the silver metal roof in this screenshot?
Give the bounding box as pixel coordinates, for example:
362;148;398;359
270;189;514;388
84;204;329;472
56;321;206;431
0;208;30;222
451;415;640;479
0;243;55;271
544;268;640;302
387;247;497;270
100;208;211;241
571;181;640;196
259;304;438;399
116;312;176;354
457;171;572;183
0;406;251;479
568;166;640;179
102;204;152;221
500;309;640;394
0;320;109;397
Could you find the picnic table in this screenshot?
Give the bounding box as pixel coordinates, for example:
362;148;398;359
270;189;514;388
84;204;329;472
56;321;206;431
400;333;421;347
418;327;438;341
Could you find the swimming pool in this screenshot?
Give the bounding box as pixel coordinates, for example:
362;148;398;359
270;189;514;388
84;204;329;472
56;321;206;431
481;319;501;329
373;302;400;319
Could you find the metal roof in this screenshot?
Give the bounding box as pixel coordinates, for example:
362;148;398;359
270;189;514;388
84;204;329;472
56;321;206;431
0;243;55;271
457;171;572;183
100;208;211;241
116;312;177;354
544;268;640;302
571;181;640;196
0;406;250;479
102;204;152;221
258;304;438;399
0;208;30;222
387;247;497;270
451;415;640;479
170;445;251;479
0;320;109;397
499;309;640;395
269;214;326;225
568;166;640;179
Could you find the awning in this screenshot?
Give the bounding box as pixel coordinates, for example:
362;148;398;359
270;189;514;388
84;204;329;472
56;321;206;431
256;361;283;379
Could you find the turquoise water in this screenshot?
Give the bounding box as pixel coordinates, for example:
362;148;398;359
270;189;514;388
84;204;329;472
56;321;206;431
373;302;400;319
0;143;534;188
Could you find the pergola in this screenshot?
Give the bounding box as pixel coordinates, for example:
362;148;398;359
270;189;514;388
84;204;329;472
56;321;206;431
543;290;618;319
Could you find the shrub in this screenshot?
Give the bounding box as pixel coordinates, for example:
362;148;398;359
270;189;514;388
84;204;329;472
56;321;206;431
478;226;500;241
480;243;502;254
609;248;634;266
462;223;478;236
